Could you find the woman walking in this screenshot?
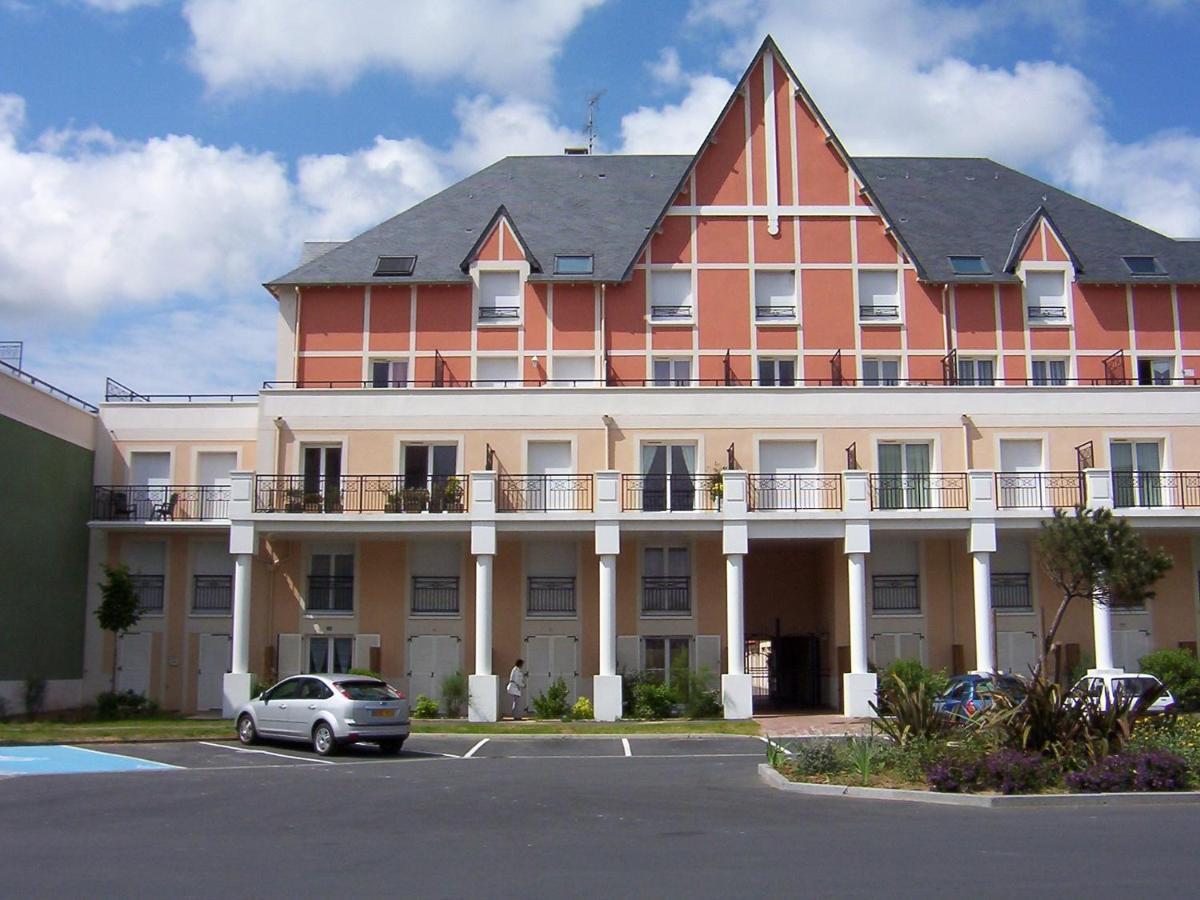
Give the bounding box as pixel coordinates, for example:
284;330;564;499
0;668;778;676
506;658;527;720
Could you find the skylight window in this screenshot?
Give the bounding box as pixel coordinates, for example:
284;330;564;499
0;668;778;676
554;254;594;275
948;255;990;275
373;255;416;276
1122;256;1165;276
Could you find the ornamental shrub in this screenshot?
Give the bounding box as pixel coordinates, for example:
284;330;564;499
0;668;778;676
926;758;981;793
1066;750;1189;793
532;677;571;719
411;695;440;718
96;690;159;720
440;672;468;717
1130;715;1200;772
632;681;675;719
1139;649;1200;712
790;740;843;777
876;660;950;713
979;749;1053;795
570;696;594;720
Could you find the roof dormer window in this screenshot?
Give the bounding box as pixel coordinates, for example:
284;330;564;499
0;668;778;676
554;254;594;275
948;255;990;276
1122;256;1165;276
374;255;416;276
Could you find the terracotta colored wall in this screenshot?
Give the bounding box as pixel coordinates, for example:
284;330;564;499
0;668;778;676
298;287;363;352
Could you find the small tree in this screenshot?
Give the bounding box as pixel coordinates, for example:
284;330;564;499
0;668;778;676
95;564;142;693
1036;508;1172;679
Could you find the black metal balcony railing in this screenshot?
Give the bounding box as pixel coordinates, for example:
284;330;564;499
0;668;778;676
306;575;354;612
869;472;968;510
1027;306;1068;321
1112;471;1200;509
995;471;1086;509
254;475;468;514
650;304;693;320
748;473;843;511
478;306;520;321
991;573;1033;611
498;474;593;512
131;574;165;613
755;305;797;320
192;574;232;613
859;304;899;320
93;485;230;521
527;576;576;616
642;576;691;616
622;474;722;512
411;576;460;615
872;575;919;612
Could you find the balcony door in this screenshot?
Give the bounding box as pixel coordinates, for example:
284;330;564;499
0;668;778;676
877;443;930;510
998;439;1043;507
302;445;342;511
197;451;237;518
1111;441;1162;507
528;441;573;511
758;441;817;510
641;443;696;511
404;444;458;511
130;451;170;517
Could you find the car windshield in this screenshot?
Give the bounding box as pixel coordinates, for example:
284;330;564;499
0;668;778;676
941;681;970;700
1112;677;1160;698
336;680;394;701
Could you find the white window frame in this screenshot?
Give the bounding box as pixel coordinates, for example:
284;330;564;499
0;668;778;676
305;635;354;674
862;357;900;386
648;270;695;324
651;357;692;387
475;356;520;387
753;270;798;323
642;636;692;686
1020;264;1072;326
641;546;692;619
369;358;409;388
306;544;356;616
1136;357;1174;386
956;356;996;386
474;263;526;326
757;356;797;387
1031;357;1069;386
856;269;902;325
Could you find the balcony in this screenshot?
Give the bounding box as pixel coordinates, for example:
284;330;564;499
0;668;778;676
650;304;693;322
1112;471;1200;509
859;304;899;321
411;576;460;615
991;573;1032;611
527;576;576;617
622;474;722;512
93;485;230;521
192;574;232;613
306;575;354;612
254;475;468;514
748;473;842;511
498;474;593;512
641;576;691;616
131;574;164;613
869;473;968;510
995;472;1085;510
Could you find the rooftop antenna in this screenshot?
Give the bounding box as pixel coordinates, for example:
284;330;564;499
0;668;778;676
585;90;606;154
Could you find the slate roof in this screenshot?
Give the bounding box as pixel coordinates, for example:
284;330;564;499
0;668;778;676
855;157;1200;284
268;154;692;287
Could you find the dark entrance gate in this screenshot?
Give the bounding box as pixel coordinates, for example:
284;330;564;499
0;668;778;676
746;635;821;709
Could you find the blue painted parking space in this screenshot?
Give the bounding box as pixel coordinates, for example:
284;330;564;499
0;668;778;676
0;745;180;777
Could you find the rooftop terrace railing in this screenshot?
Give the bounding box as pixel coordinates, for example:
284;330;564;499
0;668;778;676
1;359;98;413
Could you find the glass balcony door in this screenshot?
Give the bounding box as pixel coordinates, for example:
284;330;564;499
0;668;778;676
302;445;342;512
403;444;459;511
877;443;930;510
641;444;696;511
1111;441;1162;507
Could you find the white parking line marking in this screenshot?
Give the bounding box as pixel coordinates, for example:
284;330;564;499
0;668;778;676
756;736;794;756
463;738;489;759
622;738;632;757
197;741;336;764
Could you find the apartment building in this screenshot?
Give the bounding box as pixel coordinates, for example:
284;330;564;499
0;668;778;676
81;38;1200;720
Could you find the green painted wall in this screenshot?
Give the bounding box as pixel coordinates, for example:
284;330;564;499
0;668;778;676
0;414;93;680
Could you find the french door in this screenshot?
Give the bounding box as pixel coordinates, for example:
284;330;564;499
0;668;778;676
641;444;696;511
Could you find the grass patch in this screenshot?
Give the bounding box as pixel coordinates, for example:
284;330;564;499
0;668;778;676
412;719;761;736
0;718;234;746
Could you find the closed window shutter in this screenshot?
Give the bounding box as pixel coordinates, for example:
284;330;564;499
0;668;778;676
277;634;302;677
407;635;437;701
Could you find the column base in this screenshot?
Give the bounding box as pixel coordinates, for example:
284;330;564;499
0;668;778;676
222;672;254;718
842;672;879;718
468;674;499;723
593;675;623;722
722;674;754;720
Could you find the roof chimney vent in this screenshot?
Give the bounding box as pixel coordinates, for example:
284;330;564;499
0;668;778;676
564;146;589;156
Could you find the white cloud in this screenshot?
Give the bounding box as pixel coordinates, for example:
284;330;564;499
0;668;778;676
78;0;162;10
182;0;605;96
449;95;586;171
619;74;733;154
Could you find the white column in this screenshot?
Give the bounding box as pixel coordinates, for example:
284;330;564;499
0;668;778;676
720;471;753;719
1092;594;1117;673
474;554;493;676
847;551;868;674
468;471;499;722
231;553;252;674
223;480;256;718
972;551;995;674
842;512;877;719
726;554;745;676
598;554;616;677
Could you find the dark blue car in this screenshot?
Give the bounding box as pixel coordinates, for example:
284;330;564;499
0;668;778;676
934;674;1026;720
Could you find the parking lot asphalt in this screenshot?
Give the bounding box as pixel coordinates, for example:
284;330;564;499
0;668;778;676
2;735;1199;898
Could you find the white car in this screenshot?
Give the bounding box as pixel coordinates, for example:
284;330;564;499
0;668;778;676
1069;672;1176;715
236;674;411;756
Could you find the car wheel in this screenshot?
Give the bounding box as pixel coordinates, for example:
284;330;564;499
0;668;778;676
378;738;405;756
312;721;339;756
237;714;257;745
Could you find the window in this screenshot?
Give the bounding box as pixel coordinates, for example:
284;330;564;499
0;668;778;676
478;271;521;321
991;573;1032;611
126;541;166;614
1111;440;1163;508
1031;358;1067;386
192;541;233;614
876;443;931;510
411;576;460;615
1122;256;1165;276
754;271;797;320
755;441;821;510
757;357;796;387
402;444;461;512
652;358;691;386
642;547;690;616
872;575;919;612
639;443;696;511
373;256;416;277
1024;270;1068;322
302;445;342;511
1136;358;1173;386
550;356;594;385
307;548;354;613
526;540;577;616
370;359;408;388
957;357;995;386
858;270;900;321
476;356;519;387
862;358;899;386
948;255;990;275
554;254;593;275
997;439;1050;508
650;271;693;320
643;637;691;685
307;638;353;673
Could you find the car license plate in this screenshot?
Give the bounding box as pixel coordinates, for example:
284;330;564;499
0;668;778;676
372;709;396;718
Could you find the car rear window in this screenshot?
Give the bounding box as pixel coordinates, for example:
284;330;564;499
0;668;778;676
336;680;394;701
1113;677;1159;697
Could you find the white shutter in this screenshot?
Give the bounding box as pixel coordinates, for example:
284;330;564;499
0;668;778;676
617;636;640;675
552;636;579;702
898;632;925;664
871;633;900;669
407;635;437;701
353;633;380;671
997;631;1039;677
277;634;302;677
695;635;722;683
435;636;462;682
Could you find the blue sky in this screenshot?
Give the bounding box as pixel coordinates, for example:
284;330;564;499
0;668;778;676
2;0;1199;401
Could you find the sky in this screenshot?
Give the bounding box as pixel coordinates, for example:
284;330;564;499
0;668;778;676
2;0;1199;402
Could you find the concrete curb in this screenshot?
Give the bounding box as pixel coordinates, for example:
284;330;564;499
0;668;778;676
758;764;1200;807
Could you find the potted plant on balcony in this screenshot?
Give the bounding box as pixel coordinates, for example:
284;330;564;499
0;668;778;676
403;486;430;513
708;466;725;509
442;476;464;512
383;490;405;513
284;488;306;513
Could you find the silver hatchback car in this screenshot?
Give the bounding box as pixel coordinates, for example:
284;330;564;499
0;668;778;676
236;674;411;756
